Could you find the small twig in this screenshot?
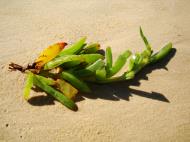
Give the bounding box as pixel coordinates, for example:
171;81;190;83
9;62;37;73
9;62;26;72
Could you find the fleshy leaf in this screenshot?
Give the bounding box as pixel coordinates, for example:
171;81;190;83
56;79;78;99
35;42;67;70
107;50;131;77
59;37;86;56
140;27;151;51
61;71;91;93
23;72;34;100
105;46;113;72
33;75;78;111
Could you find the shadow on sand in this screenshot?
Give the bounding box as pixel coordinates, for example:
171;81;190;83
28;48;176;106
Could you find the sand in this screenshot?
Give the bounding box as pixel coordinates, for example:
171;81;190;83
0;0;190;141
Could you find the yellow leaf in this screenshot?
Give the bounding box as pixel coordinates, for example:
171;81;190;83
35;42;67;70
56;79;78;99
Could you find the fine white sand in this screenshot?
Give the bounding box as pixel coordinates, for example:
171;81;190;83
0;0;190;141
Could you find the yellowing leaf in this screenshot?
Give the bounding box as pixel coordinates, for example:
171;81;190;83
35;42;67;70
56;79;78;99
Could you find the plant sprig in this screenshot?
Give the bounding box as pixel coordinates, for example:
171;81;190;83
9;27;173;111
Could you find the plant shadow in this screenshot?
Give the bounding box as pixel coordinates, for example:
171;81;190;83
28;48;176;106
28;94;55;106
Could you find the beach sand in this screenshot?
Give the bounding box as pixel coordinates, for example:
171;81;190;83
0;0;190;141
